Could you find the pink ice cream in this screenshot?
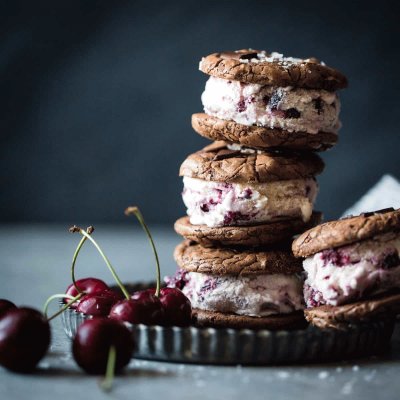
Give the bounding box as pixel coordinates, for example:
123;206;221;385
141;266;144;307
166;269;304;317
182;176;318;227
201;76;340;134
303;233;400;307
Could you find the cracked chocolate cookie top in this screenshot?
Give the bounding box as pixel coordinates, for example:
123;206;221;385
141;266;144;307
292;208;400;258
179;141;324;183
191;113;338;152
174;240;302;276
199;49;348;91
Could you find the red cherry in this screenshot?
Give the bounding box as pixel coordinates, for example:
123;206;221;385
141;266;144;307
0;307;51;372
109;291;165;325
0;299;16;319
159;288;192;327
73;318;134;374
131;288;192;326
131;288;156;301
65;278;109;307
76;290;122;317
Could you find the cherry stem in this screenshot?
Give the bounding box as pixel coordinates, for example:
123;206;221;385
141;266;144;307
71;227;93;294
125;206;160;297
100;345;116;392
69;226;130;300
46;293;83;322
43;293;74;318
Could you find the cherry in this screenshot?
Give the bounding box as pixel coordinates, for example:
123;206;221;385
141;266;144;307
69;207;193;328
0;299;16;319
76;290;122;317
73;318;134;375
123;206;193;326
65;278;110;307
0;307;50;372
159;288;192;327
44;226;126;322
109;292;165;325
66;226;126;307
69;223;162;325
131;288;157;301
128;288;191;326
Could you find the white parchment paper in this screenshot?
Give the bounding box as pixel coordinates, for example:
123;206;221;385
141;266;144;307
342;175;400;217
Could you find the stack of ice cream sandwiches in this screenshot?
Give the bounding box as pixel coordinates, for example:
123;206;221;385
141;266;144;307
167;49;348;330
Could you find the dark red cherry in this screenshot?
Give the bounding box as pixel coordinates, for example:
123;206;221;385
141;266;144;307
159;288;192;327
127;288;192;326
0;299;16;319
130;288;156;302
109;291;165;325
73;318;134;374
76;290;122;317
0;307;51;372
65;278;109;307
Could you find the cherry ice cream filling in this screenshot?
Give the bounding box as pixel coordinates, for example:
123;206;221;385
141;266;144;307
201;76;340;134
165;269;304;317
182;176;318;227
303;233;400;307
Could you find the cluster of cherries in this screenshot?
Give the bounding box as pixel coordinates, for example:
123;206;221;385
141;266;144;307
0;206;192;391
67;277;192;326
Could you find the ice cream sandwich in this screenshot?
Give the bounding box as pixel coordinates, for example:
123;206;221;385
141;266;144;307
176;141;323;246
194;49;347;151
168;240;307;330
292;208;400;328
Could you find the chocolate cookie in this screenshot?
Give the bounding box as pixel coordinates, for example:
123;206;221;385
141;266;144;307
292;208;400;258
305;292;400;329
180;141;324;184
199;49;348;91
192;309;307;330
192;113;338;151
174;212;322;248
174;240;302;276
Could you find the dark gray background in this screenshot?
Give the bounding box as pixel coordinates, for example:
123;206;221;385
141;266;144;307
1;0;399;224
